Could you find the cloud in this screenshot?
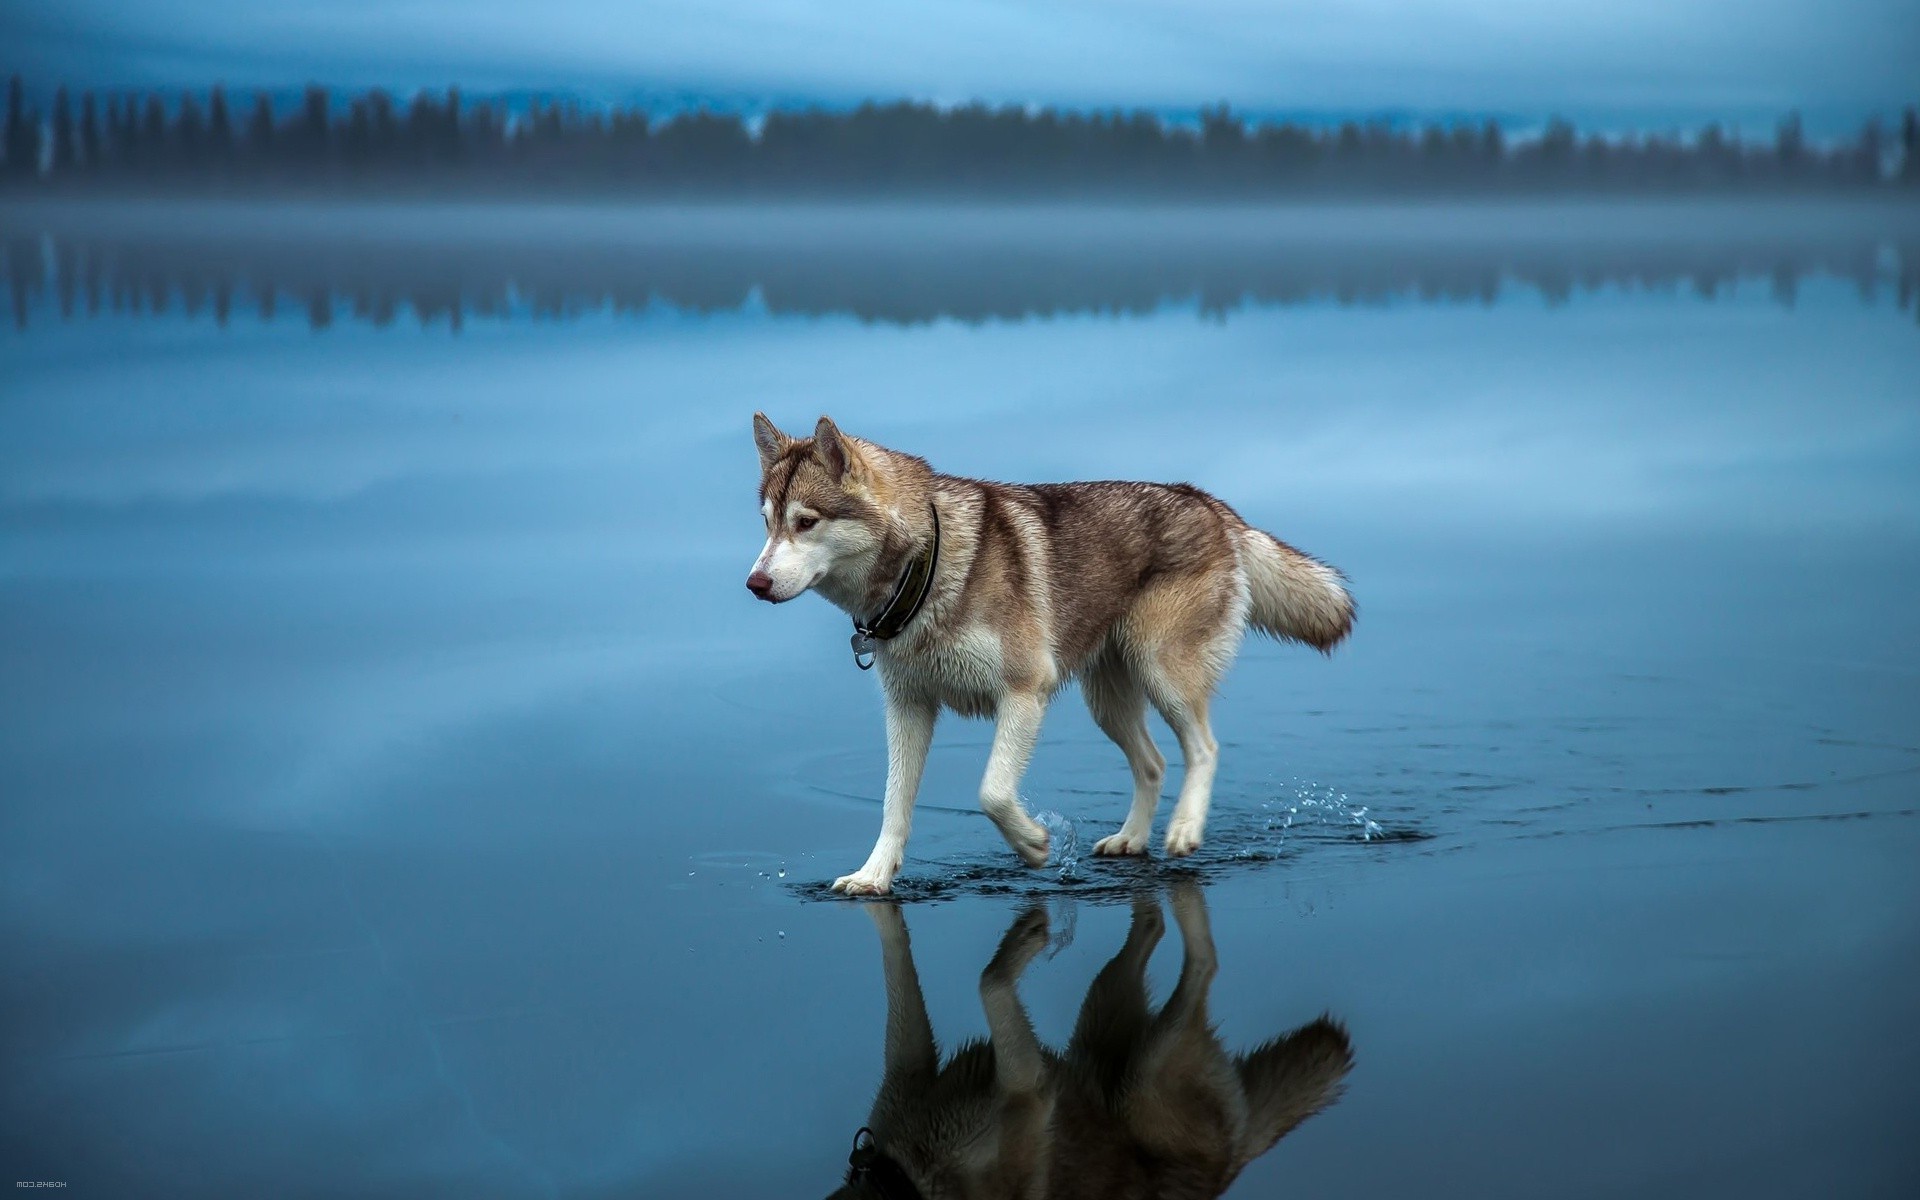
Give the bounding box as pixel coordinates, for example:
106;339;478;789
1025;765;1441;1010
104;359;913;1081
6;1;1917;122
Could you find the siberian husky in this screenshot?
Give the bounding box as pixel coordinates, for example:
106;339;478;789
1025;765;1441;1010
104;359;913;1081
748;415;1354;895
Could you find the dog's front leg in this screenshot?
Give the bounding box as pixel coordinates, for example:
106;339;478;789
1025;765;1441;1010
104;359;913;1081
980;905;1052;1093
980;689;1052;867
979;904;1058;1186
833;691;937;896
866;904;936;1115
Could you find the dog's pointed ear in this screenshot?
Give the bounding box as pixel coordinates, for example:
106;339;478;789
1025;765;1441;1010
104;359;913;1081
813;415;852;481
753;412;791;471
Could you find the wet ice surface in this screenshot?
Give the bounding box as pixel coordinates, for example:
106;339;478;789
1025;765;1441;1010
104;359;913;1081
789;786;1430;903
3;203;1919;1198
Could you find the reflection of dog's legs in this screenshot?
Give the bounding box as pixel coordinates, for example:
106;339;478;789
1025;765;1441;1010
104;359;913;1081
979;905;1051;1092
979;690;1053;868
1068;889;1164;1090
1128;881;1241;1155
867;904;937;1117
1160;879;1220;1030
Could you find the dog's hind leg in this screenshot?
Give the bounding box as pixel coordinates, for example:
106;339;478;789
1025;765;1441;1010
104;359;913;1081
1144;668;1221;859
979;689;1052;867
1128;880;1245;1162
1126;571;1237;859
1084;651;1166;857
1158;879;1220;1030
834;690;938;896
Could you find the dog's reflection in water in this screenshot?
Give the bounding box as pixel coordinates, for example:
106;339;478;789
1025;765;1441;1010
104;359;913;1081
831;881;1352;1199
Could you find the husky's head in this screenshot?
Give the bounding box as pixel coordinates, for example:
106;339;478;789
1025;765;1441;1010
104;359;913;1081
747;413;891;606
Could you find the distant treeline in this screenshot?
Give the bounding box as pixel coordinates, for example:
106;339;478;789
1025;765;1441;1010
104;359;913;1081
5;75;1919;196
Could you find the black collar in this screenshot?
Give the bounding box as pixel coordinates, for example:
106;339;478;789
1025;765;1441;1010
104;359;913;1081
845;1127;926;1200
849;502;941;670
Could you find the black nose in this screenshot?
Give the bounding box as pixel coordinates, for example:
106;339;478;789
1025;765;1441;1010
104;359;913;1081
746;571;774;600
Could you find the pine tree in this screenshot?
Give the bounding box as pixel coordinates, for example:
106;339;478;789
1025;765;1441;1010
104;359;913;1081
3;74;34;177
79;92;100;167
246;92;275;160
1902;108;1920;185
405;90;439;164
367;89;397;163
176;92;206;167
298;84;330;166
1481;119;1505;174
141;94;167;169
51;87;75;172
1697;121;1727;185
103;94;121;164
442;86;463;161
208;86;233;161
1538;117;1576;171
1776;110;1805;180
1854;117;1883;185
113;93;139;165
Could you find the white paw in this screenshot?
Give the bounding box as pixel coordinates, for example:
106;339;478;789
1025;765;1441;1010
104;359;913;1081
1092;830;1151;857
1012;825;1051;868
832;869;894;896
1164;820;1204;858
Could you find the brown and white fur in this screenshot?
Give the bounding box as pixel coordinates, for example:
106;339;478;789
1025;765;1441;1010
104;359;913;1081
748;414;1354;895
829;881;1354;1199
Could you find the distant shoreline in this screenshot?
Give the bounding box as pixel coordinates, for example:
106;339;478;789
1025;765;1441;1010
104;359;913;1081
7;80;1914;204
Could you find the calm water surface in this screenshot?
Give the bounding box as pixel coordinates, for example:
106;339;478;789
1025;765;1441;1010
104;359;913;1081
3;202;1918;1198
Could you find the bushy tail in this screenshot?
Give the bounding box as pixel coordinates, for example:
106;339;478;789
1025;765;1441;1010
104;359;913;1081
1234;1015;1355;1158
1238;527;1355;652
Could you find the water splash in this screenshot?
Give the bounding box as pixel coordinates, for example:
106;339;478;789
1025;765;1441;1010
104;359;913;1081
1044;896;1079;960
1035;809;1081;881
1263;781;1386;845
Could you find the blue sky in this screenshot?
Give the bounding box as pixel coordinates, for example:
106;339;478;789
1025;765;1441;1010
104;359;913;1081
8;1;1917;130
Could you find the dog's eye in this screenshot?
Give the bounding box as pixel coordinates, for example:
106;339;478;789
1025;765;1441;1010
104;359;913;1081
793;516;819;533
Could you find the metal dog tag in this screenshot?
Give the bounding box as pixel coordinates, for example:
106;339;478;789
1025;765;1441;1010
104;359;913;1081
850;631;878;670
